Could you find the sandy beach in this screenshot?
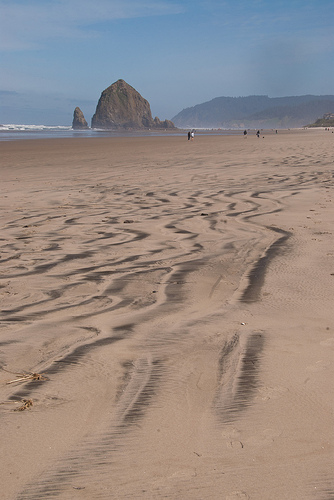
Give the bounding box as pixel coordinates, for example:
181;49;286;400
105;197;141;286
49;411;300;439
0;129;333;499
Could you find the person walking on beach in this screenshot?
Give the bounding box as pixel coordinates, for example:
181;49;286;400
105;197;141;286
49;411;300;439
244;130;247;138
191;130;195;140
188;131;191;140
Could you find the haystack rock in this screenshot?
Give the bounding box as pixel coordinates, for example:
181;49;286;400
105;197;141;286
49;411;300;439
91;79;175;130
72;107;89;129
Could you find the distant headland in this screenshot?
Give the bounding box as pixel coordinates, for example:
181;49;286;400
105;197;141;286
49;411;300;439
307;113;334;127
171;95;334;129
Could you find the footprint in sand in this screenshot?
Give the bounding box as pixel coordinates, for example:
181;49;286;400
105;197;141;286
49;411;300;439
223;427;281;449
306;360;331;372
226;440;244;449
222;427;244;450
245;428;282;447
226;491;249;500
320;338;334;348
221;426;241;440
255;385;288;401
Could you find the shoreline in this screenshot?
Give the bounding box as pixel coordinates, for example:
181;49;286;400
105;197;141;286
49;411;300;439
1;125;331;142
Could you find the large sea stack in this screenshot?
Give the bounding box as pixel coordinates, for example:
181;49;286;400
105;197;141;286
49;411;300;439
91;79;175;130
72;107;89;129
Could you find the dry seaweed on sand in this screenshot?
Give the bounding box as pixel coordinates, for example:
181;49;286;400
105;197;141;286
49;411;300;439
0;399;34;411
14;399;33;411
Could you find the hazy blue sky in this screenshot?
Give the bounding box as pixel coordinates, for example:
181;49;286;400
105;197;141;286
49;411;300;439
1;0;333;125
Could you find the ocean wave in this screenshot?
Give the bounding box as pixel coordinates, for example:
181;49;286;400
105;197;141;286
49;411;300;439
0;124;72;132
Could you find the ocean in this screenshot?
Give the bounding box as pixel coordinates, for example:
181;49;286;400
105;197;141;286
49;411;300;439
0;124;244;141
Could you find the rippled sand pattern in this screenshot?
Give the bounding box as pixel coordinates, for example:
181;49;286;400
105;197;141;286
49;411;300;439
1;132;333;499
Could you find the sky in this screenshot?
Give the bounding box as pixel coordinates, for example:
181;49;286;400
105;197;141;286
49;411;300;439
0;0;333;125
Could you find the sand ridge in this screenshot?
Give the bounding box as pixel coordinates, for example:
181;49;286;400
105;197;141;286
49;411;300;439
0;130;333;499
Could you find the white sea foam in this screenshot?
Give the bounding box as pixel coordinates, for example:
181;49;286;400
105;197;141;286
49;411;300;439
0;124;72;131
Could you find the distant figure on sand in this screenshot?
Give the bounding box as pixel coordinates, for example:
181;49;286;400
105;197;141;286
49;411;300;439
256;130;260;138
244;130;247;137
191;130;195;140
188;131;191;140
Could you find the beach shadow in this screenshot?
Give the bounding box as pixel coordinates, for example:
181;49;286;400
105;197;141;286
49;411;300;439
215;331;265;424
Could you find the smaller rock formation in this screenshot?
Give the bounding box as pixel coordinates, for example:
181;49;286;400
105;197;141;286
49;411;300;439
153;117;175;129
72;107;89;129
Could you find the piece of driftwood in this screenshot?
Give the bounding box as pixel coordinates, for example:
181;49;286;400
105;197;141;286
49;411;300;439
6;373;47;384
1;368;48;385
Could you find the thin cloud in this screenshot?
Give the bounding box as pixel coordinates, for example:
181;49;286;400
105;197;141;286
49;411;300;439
0;90;19;95
0;0;184;50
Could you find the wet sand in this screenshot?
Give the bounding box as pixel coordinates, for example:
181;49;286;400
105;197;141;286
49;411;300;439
0;130;333;499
